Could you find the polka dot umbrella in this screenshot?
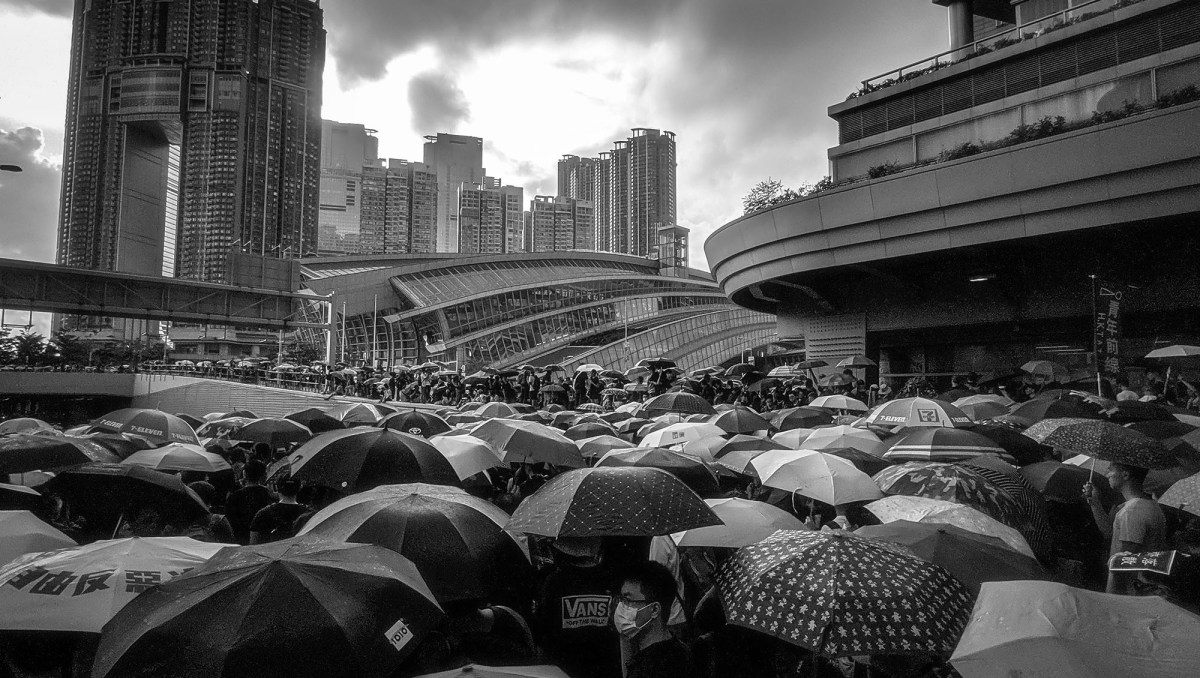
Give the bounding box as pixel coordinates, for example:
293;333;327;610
717;530;974;658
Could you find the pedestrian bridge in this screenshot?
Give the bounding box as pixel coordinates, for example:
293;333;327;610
0;372;431;419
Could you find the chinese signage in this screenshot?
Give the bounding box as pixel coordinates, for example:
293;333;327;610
1108;550;1175;575
1094;280;1123;377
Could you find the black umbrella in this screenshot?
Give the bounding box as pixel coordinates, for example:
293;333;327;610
595;447;721;496
285;429;459;493
173;413;205;431
641;392;717;417
1125;420;1198;440
284;407;347;434
967;423;1052;466
77;432;158;459
379;410;451;438
563;421;617;441
769;406;833;431
0;481;43;511
0;434;120;474
1023;418;1174;469
92;538;444;678
724;363;757;379
42;463;209;531
298;484;530;605
1103;400;1176;423
1006;396;1104;427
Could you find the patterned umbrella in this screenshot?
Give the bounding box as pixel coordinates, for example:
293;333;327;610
505;467;721;537
960;460;1055;565
596;447;720;496
883;428;1008;463
1022;418;1173;469
379;410;452;438
873;462;1025;529
206;417;313;448
770;407;833;431
864;496;1035;559
641;392;717;417
89;409;200;446
708;407;771;434
471;419;584;468
671;498;806;548
1159;471;1200;517
753;450;883;505
576;403;605;414
0;434;120;474
864;398;973;429
717;530;974;657
856;521;1048;594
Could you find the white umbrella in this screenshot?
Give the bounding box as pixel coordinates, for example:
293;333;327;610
770;428;815;450
801;425;887;456
471;419;584;468
807;395;869;412
670;498;807;548
429;435;504;480
575;363;604;373
0;537;229;632
751;449;883;505
1145;345;1200;359
120;444;232;473
639;422;725;448
0;511;75;567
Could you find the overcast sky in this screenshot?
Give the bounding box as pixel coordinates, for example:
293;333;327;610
0;0;950;275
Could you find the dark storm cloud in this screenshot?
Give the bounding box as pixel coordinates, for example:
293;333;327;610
0;0;71;16
0;125;60;262
407;71;471;134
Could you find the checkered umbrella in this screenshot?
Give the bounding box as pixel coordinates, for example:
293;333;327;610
1022;418;1174;469
576;403;605;414
505;466;721;537
717;530;974;658
873;462;1025;529
864;398;974;429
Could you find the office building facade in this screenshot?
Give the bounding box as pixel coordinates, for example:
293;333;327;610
423;133;485;253
57;0;325;285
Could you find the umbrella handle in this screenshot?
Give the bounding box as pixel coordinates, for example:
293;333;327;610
112;512;124;540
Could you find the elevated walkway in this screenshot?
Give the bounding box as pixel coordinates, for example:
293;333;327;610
0;372;431;419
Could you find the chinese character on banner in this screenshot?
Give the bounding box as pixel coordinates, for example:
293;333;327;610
1108;550;1176;575
124;570;163;593
1093;280;1124;377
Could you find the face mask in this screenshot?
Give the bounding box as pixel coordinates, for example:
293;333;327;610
613;601;657;638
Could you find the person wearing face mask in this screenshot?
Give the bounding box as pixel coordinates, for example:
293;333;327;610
614;561;693;678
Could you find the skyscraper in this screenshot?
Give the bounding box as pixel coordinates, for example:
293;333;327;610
317;122;378;255
423;133;484;253
557;154;599;203
57;0;326;284
624;128;677;258
458;181;524;255
527;196;594;253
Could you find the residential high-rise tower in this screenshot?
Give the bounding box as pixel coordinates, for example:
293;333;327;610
423;133;484;253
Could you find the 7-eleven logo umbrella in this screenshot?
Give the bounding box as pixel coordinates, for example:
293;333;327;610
864;398;974;428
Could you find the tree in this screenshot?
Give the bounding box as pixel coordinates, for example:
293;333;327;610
13;331;47;366
51;332;90;366
743;178;784;214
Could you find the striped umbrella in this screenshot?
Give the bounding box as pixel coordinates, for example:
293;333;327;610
883;428;1008;463
863;398;973;429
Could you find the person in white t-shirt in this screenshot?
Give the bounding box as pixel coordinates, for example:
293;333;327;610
1084;462;1167;594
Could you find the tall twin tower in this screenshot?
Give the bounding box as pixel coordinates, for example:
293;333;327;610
56;0;324;284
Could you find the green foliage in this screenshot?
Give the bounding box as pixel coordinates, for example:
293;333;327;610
742;178;784;214
13;332;47;366
1008;116;1066;143
867;162;900;179
51;333;90;366
939;141;981;161
1157;84;1200;108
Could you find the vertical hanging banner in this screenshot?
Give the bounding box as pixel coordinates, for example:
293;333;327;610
1094;280;1124;377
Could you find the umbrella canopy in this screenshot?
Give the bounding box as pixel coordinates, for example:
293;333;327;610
1005;396;1105;427
873;462;1025;529
0;537;227;632
471;419;584;468
766;366;807;379
802;425;887;456
0;510;75;567
428;435;504;480
1126;419;1198;441
173;413;205;431
0;482;44;511
42;464;210;531
950;580;1200;678
324;402;397;427
505;467;721;537
121;444;231;473
0;434;120;474
1145;344;1200;359
771;427;816;449
203;417;313;448
563;421;616;441
285;429;458;492
708;407;771;434
414;666;569;678
1020;360;1070;381
0;417;54;435
836;355;877;368
92;538;445;678
671;498;806;548
685;434;784;462
89;409;200;446
639;422;725;448
856;521;1047;594
770;407;834;431
614;417;651;435
1019;460;1117;505
714;448;773;477
641;392;717;417
953;394;1014;409
576;434;629;460
79;432;158;459
807;395;869;413
718;530;973;658
1159;470;1200;517
1103;400;1176;424
595;447;720;496
638;357;677;369
1023;417;1173;469
752;449;883;505
475;402;518;419
954;400;1010;421
968;423;1053;465
298;484;529;605
575;363;604;373
883;427;1008;463
864;398;973;428
379;410;452;438
284;407;347;434
865;495;1035;559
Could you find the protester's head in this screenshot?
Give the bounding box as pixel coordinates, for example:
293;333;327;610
187;480;216;508
277;479;300;500
243;459;267;484
614;560;676;641
252;442;272;460
1106;462;1149;493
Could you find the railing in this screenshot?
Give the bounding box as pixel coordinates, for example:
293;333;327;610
856;0;1127;96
